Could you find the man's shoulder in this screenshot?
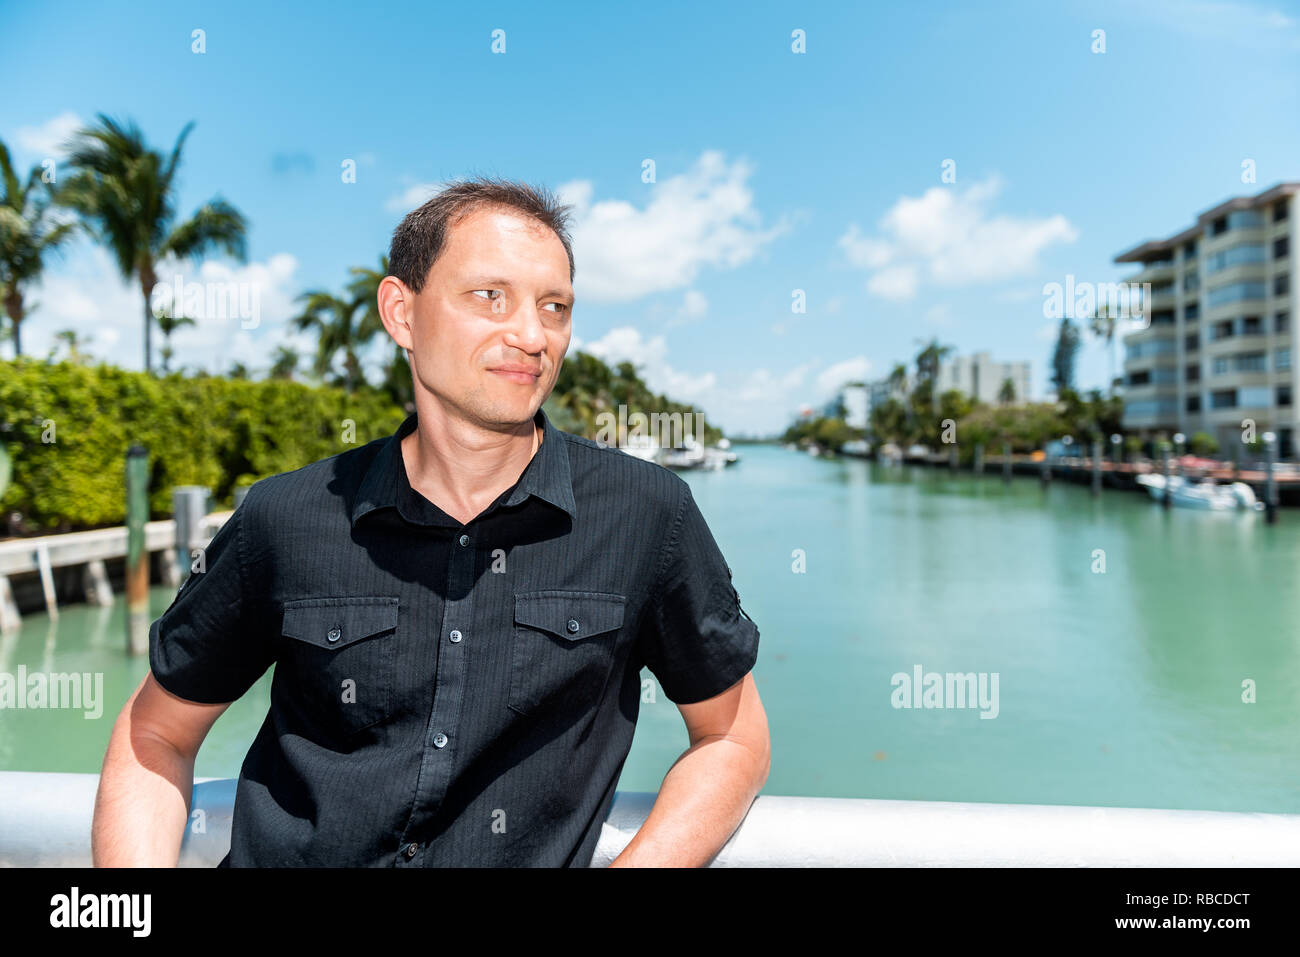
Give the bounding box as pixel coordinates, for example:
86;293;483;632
556;429;689;515
240;435;389;520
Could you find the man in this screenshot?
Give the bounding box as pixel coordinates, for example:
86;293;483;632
92;177;769;867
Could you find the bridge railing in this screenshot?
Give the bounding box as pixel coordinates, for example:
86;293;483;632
3;771;1300;866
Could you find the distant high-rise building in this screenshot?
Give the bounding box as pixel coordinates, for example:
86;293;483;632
841;383;868;429
935;351;1031;405
1115;182;1296;458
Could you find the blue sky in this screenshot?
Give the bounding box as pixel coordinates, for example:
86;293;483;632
3;0;1299;435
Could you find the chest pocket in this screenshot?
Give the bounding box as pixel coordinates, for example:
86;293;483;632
278;596;401;743
510;591;626;717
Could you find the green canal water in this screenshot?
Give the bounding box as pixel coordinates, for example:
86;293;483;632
3;444;1298;813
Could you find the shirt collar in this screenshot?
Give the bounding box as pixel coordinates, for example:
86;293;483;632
351;405;576;528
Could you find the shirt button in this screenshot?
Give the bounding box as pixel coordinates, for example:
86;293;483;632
433;732;448;748
404;842;418;859
327;627;341;643
449;629;462;643
458;534;470;547
566;618;580;634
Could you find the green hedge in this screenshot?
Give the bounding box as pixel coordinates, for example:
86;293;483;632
0;358;407;533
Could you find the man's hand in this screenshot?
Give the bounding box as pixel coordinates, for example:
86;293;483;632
608;672;769;867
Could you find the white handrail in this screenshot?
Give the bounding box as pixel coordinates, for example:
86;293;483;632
2;771;1299;866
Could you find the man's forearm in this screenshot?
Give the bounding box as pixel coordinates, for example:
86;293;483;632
92;714;193;866
608;734;769;867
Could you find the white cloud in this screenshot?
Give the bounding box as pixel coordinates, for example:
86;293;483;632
577;325;716;399
679;289;708;318
15;112;82;157
558;150;786;303
842;176;1077;301
385;181;444;213
867;265;919;301
816;356;872;394
17;241;307;373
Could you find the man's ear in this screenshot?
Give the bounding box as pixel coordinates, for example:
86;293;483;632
378;276;415;352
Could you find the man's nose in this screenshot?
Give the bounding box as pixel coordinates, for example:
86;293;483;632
504;299;548;353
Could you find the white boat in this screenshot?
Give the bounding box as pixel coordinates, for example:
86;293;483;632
1136;473;1262;511
618;433;662;464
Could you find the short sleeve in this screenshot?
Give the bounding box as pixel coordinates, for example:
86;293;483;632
149;500;274;704
638;482;760;704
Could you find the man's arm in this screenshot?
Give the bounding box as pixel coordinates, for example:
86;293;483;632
608;672;769;867
92;671;231;867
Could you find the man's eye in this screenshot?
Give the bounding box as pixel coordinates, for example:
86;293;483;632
472;289;502;300
543;302;568;313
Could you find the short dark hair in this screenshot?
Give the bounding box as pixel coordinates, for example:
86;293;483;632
388;176;576;293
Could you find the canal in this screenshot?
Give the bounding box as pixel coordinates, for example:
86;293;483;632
2;444;1298;813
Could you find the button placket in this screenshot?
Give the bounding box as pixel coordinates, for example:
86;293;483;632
398;526;477;864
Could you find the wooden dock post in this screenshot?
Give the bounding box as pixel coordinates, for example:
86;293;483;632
83;559;114;606
1161;445;1172;510
974;443;984;475
1264;431;1278;525
1091;439;1102;496
125;444;150;656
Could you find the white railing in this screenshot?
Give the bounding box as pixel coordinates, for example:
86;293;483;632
2;771;1299;866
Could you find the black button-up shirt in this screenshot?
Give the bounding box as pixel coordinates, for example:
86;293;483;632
149;406;760;866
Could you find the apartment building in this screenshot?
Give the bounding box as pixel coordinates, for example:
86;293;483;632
1116;183;1296;458
935;351;1031;405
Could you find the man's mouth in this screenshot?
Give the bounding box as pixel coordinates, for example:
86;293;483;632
488;365;542;385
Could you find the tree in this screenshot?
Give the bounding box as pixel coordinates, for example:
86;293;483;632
59;114;247;374
269;344;299;380
0;139;76;356
1050;317;1080;396
346;254;412;409
47;328;94;364
155;305;195;374
998;377;1016;404
291;286;383;393
1087;302;1120;397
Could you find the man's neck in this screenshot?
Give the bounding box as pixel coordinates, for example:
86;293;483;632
401;402;543;527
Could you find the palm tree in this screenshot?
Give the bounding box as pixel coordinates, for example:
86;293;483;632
48;328;93;364
0;139;76;356
292;287;382;393
269;344;299;380
155;306;195;373
998;377;1016;405
1088;302;1119;397
58;114;247;374
346;254;411;406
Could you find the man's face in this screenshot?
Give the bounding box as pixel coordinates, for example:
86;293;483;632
404;206;573;430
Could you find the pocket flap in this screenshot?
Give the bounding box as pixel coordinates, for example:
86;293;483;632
281;596;399;650
514;591;626;641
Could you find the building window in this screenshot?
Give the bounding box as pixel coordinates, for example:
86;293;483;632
1212;216;1228;236
1212;320;1235;340
1186;395;1201;412
1275;200;1290;222
1186;363;1201;382
1278;311;1291;333
1128;369;1151;386
1206;243;1266;273
1206;281;1267;307
1243;315;1262;335
1185;333;1199;352
1236;352;1266;372
1184;302;1199;320
1211;389;1237;409
1276;274;1290;296
1152;309;1175;325
1276;235;1291;259
1228;210;1264;230
1278;348;1291;371
1184;239;1198;259
1213;357;1230;375
1280;385;1293;407
1183;272;1199;292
